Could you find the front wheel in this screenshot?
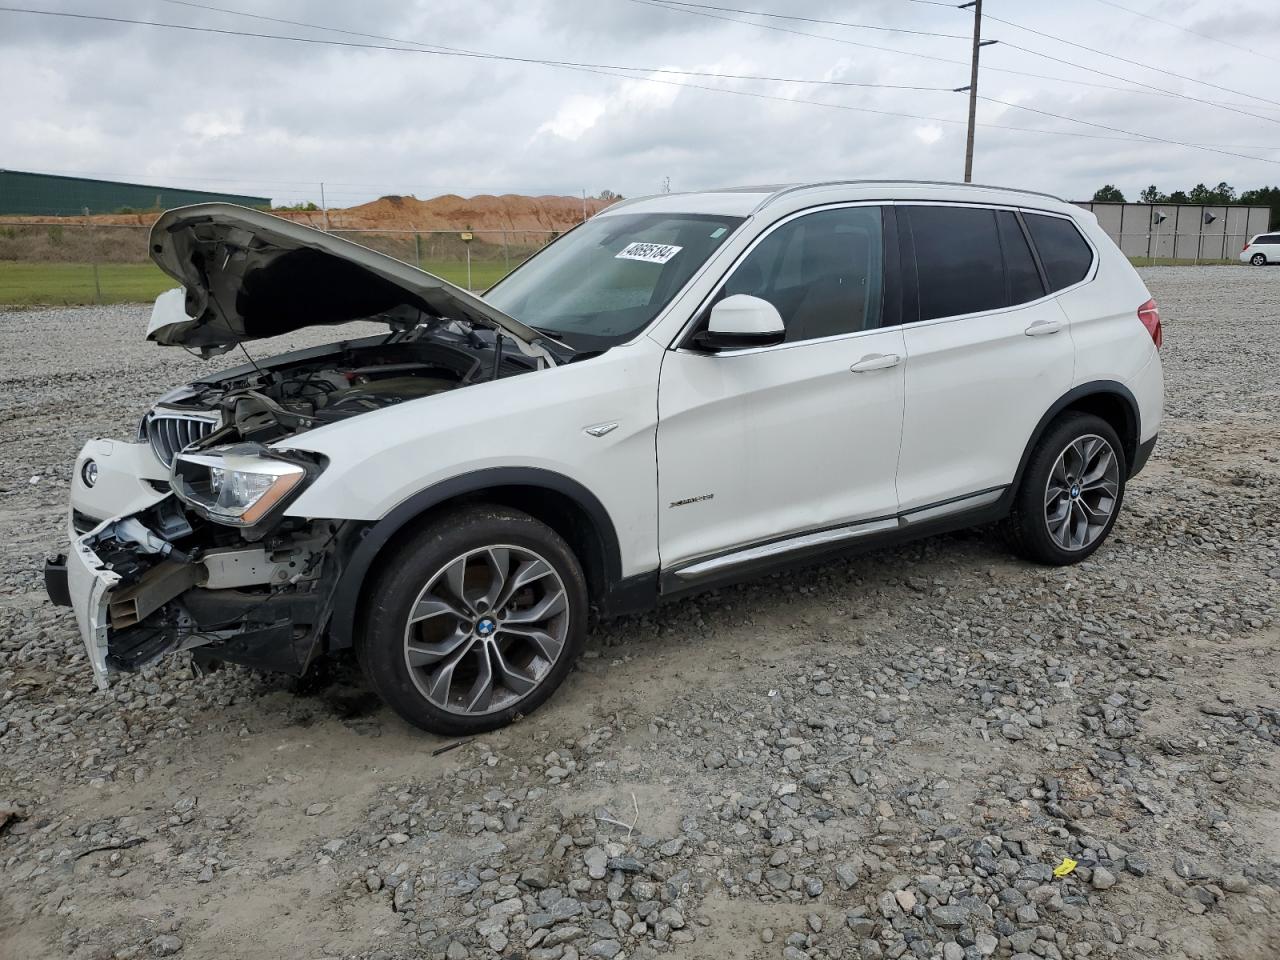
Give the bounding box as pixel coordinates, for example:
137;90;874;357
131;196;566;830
1251;253;1268;266
356;505;588;735
1007;413;1127;565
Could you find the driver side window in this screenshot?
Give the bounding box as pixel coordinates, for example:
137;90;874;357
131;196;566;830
720;206;885;343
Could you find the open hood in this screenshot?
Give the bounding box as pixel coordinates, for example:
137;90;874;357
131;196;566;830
146;203;558;362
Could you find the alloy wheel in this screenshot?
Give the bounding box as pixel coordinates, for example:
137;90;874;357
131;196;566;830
402;545;569;715
1043;434;1121;551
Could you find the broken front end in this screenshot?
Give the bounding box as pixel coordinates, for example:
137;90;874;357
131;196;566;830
47;446;349;687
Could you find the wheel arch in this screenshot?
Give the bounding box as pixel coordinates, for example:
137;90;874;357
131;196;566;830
326;468;625;650
1012;381;1142;494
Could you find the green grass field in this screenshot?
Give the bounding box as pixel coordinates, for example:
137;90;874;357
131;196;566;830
0;259;514;306
2;255;1246;307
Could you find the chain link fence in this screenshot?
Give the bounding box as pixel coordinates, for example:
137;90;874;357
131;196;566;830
0;221;559;305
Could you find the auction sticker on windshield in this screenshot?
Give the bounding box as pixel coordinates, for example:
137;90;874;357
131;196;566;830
615;242;683;264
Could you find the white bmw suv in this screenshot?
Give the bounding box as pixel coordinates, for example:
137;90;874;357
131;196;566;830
46;181;1164;735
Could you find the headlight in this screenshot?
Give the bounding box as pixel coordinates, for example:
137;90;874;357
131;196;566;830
171;444;312;526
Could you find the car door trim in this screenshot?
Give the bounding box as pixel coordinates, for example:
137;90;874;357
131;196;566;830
668;485;1006;582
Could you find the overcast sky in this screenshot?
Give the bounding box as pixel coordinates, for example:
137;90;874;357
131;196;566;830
3;0;1279;206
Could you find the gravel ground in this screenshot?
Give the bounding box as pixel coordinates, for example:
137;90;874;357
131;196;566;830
1;266;1277;960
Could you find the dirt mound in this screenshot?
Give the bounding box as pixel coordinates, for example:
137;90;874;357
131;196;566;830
0;193;620;237
336;193;616;232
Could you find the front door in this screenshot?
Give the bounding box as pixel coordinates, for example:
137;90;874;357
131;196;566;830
656;205;906;571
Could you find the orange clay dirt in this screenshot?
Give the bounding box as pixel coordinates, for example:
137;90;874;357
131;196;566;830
0;193;620;241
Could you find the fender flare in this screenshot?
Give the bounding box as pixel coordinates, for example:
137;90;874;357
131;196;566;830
325;467;623;649
1010;380;1141;496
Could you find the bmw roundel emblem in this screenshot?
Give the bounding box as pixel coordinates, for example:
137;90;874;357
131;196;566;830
476;618;496;637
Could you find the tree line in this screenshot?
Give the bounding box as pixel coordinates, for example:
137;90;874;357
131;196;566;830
1092;183;1280;228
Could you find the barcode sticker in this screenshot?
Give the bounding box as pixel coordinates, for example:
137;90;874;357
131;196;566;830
615;241;683;264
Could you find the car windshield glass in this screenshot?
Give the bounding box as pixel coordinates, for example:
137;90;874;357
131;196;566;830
484;212;744;350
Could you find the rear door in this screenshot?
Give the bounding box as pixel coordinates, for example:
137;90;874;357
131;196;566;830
895;204;1074;512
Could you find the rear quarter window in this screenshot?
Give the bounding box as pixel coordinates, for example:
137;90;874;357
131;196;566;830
1024;213;1094;291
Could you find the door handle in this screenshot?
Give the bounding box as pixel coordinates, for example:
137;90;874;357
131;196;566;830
1024;319;1062;336
850;353;901;373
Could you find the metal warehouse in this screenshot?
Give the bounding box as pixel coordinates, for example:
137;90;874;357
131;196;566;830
0;169;269;216
1075;200;1271;260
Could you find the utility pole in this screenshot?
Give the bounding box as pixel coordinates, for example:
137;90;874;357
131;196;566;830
957;0;994;183
320;181;330;231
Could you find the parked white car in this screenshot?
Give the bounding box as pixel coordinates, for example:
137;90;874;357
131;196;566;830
46;181;1164;734
1240;232;1280;265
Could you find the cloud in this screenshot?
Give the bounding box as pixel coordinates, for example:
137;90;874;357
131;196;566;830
914;125;944;146
0;0;1276;204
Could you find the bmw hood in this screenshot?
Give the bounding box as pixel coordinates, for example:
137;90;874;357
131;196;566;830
146;203;558;362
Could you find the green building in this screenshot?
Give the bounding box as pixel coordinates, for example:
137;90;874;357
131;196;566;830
0;169;270;216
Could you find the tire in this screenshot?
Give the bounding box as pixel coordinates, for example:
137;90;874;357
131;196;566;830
1251;253;1267;266
1007;413;1127;566
355;505;588;735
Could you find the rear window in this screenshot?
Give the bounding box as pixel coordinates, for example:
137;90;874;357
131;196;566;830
1025;213;1093;291
907;206;1005;321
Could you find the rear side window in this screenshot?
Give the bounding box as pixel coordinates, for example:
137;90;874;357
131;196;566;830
907;206;1005;321
1260;234;1280;245
997;211;1045;305
1025;213;1093;291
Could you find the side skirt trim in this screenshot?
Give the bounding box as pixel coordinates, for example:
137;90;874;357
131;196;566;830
669;486;1006;583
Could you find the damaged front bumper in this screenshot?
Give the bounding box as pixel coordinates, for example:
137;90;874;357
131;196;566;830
47;517;122;689
47;439;347;689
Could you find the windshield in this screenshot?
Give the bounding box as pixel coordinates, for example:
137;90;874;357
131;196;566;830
485;212;744;350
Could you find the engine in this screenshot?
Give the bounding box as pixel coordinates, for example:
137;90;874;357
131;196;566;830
146;324;534;448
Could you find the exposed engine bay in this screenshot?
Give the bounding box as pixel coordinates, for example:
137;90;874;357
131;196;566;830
152;322;539;447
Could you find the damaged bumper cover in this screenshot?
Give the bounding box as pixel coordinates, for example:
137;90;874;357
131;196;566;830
48;499;347;689
55;518;122;689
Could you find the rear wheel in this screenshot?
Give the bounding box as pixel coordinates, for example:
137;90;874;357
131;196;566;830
1251;253;1267;266
356;505;588;735
1007;413;1126;565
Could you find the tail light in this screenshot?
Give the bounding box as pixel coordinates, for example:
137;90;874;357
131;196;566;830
1243;242;1251;251
1137;298;1162;350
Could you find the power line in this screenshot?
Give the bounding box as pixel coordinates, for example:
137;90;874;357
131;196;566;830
0;5;951;94
1088;0;1280;66
628;0;972;40
991;37;1280;125
977;94;1279;166
5;3;1278;170
626;0;1280;121
976;8;1280;110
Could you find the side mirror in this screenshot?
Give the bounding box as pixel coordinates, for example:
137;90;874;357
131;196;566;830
692;294;786;352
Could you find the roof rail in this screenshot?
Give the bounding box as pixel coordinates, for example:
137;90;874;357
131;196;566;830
748;179;1066;213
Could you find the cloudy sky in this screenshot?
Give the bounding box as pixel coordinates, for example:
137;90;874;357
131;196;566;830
3;0;1279;206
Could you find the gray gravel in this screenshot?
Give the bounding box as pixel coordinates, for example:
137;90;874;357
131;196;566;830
1;266;1278;960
